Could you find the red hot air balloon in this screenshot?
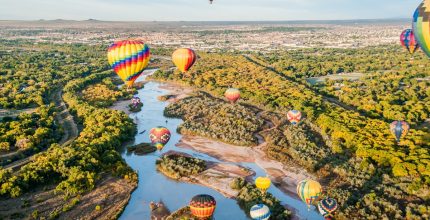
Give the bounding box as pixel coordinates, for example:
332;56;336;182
149;126;171;150
224;88;241;104
189;194;216;219
287;110;302;125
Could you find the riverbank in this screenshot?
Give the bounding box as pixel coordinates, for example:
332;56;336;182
0;175;136;220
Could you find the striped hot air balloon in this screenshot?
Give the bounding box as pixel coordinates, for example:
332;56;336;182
224;88;241;104
287;110;302;125
297;179;322;209
107;40;150;88
250;204;271;220
413;1;430;58
390;121;410;142
400;29;419;55
172;48;197;73
189;194;216;219
318;198;338;220
149;126;171;150
255;177;271;194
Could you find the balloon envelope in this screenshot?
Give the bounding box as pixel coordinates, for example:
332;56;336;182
287;110;302;125
250;204;271;220
413;1;430;58
172;48;197;73
107;40;150;87
255;177;271;193
189;194;216;219
225;88;241;103
297;179;322;208
318;198;338;219
390;121;409;142
400;29;419;54
149;126;171;150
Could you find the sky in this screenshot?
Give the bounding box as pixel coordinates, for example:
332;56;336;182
0;0;423;21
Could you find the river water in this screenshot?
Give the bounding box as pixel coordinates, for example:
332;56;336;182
119;71;323;220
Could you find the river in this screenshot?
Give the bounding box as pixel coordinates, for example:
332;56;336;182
118;70;323;220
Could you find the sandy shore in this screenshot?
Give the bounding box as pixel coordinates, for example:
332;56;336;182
177;135;315;197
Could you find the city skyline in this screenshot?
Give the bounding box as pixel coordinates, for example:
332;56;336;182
0;0;422;21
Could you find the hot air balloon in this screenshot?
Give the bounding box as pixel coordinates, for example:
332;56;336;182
287;110;302;125
400;29;419;55
149;126;171;150
224;88;241;104
209;0;213;4
189;194;216;219
107;40;150;88
413;1;430;58
172;48;197;73
318;198;338;220
390;121;410;142
297;179;322;209
255;177;271;194
250;204;271;220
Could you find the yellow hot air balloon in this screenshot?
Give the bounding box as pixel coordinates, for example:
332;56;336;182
297;179;322;209
172;48;197;73
255;177;271;193
107;40;150;88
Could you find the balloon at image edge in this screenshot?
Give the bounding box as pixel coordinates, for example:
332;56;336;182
225;88;241;104
172;48;197;73
297;179;322;209
413;0;430;58
107;40;151;88
250;204;271;220
149;126;171;151
390;120;410;143
318;198;338;220
189;194;216;219
400;29;419;55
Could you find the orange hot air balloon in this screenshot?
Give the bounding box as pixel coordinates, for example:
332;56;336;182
189;194;216;219
224;88;241;104
172;48;197;73
107;40;150;88
255;177;271;193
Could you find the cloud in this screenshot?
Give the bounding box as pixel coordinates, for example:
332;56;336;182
0;0;421;21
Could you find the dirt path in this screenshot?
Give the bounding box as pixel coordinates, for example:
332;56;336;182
0;108;37;120
3;89;78;171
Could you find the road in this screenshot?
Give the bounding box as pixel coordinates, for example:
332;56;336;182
2;89;78;171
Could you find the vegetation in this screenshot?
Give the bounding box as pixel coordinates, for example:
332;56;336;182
82;78;132;108
0;106;60;155
231;177;291;219
0;63;136;201
255;46;430;126
164;92;264;146
151;48;430;219
127;143;156;155
129;102;143;113
156;154;206;180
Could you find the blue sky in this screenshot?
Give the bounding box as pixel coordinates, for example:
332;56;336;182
0;0;423;21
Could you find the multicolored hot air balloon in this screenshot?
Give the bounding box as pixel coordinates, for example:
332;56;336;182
400;29;419;55
287;110;302;125
255;177;271;194
390;121;410;142
250;204;271;220
189;194;216;219
224;88;241;104
107;40;150;88
172;48;197;73
413;1;430;58
318;198;338;220
297;179;322;209
149;126;171;150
